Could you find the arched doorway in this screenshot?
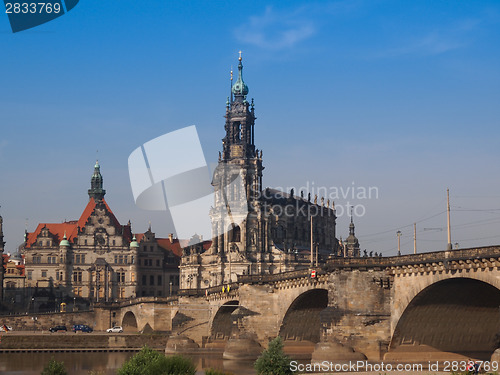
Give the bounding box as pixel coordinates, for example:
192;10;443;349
122;311;138;332
390;278;500;360
211;300;239;340
279;289;328;343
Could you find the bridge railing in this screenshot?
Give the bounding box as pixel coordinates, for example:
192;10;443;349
176;246;500;294
93;296;177;308
178;283;240;297
326;245;500;269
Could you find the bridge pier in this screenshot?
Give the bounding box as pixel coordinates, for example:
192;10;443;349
313;269;392;361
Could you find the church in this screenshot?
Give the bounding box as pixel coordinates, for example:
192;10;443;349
180;56;361;290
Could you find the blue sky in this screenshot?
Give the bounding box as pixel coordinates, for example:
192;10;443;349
1;0;500;255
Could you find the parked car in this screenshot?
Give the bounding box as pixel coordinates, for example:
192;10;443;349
0;325;12;332
72;324;93;333
106;326;123;333
49;325;67;333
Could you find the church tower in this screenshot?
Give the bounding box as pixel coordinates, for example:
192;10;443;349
221;53;263;200
88;161;106;201
205;54;267;285
345;215;360;257
180;55;340;290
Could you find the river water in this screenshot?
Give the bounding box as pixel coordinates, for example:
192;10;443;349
0;352;257;375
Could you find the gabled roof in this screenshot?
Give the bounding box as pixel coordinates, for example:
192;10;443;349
25;198;130;248
134;233;184;258
25;222;78;248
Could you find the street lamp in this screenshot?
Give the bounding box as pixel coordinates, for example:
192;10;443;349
73;297;76;312
169;282;173;296
396;231;402;256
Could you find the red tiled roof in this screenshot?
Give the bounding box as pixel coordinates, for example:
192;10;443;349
134;234;183;258
25;222;78;248
25;198;130;248
157;238;183;257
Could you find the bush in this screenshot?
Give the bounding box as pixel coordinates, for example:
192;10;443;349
41;359;67;375
254;336;295;375
118;346;195;375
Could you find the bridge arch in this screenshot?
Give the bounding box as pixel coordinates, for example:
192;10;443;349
391;268;500;336
122;311;138;332
279;288;328;343
210;300;239;340
390;277;500;359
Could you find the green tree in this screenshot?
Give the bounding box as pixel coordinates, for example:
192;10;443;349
118;346;196;375
254;336;295;375
41;359;67;375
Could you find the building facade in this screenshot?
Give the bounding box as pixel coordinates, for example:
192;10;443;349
2;253;26;305
180;57;355;290
0;213;5;300
22;162;181;307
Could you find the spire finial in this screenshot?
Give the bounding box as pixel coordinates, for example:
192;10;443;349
238;50;242;61
232;53;248;98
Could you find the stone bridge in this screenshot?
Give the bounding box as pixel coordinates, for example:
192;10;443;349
111;245;500;361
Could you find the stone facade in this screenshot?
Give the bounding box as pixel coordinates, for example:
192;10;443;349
180;57;349;290
2;253;26;305
0;212;4;300
21;162;181;309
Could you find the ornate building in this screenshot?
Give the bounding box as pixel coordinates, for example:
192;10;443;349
0;212;5;300
180;57;345;289
22;162;181;307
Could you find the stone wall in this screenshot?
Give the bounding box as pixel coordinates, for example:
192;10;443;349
321;269;392;360
0;311;97;332
0;334;168;350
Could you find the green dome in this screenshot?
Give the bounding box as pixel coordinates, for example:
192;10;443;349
59;232;70;247
232;57;249;97
130;236;139;249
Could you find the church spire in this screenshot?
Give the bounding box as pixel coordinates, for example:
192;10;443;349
231;51;249;100
346;209;360;257
88;160;106;201
349;207;355;236
222;53;257;162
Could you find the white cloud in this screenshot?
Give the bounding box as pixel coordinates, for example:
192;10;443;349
376;18;484;59
235;6;316;50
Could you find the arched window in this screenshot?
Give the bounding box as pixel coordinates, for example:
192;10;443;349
228;224;241;243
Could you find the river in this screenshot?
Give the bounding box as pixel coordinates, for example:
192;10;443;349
0;352;258;375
